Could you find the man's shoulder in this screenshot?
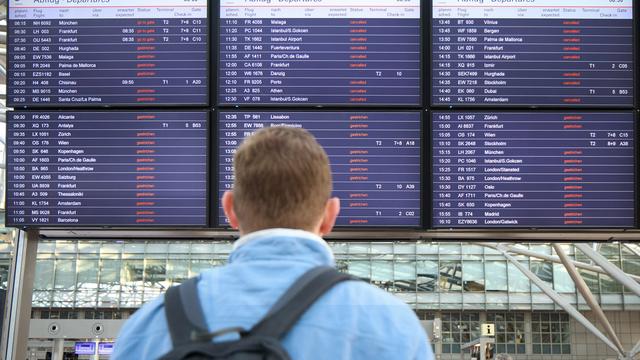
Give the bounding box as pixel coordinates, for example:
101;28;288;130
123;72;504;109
306;278;424;338
112;296;172;358
285;278;429;359
336;279;409;305
123;295;167;332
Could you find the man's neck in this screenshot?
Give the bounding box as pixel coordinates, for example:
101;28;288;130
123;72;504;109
232;228;333;258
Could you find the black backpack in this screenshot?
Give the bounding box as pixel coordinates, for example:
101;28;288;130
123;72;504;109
159;266;355;360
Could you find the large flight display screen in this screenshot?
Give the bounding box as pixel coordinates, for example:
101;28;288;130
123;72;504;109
431;0;634;107
218;111;421;227
219;0;421;106
6;111;208;227
7;0;208;107
432;111;635;228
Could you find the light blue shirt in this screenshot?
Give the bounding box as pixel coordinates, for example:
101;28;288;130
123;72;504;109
112;229;434;359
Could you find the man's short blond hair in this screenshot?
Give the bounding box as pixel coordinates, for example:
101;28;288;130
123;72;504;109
232;126;332;232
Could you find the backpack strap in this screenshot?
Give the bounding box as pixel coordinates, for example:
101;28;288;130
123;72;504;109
249;266;356;339
164;276;209;347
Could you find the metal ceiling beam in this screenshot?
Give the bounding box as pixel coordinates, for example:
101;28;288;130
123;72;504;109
494;244;623;357
575;243;640;298
629;339;640;358
552;244;625;354
622;243;640;258
477;242;640;282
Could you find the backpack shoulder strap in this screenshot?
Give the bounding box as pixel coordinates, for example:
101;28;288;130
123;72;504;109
164;276;209;347
249;266;356;339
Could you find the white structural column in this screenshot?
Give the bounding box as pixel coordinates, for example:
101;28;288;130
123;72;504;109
52;339;65;360
552;244;625;354
1;230;38;360
575;243;640;298
494;244;623;357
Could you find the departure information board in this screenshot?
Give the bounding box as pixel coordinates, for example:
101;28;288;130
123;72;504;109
8;0;208;107
431;0;634;107
219;0;421;106
6;111;208;227
432;111;635;228
218;111;421;227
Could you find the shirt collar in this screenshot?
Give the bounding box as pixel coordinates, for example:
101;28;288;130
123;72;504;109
232;228;335;261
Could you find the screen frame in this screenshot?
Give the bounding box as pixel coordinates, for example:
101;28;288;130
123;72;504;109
427;0;637;109
428;109;638;230
213;108;425;230
6;0;212;109
4;0;639;235
636;0;639;109
215;0;425;108
4;109;212;229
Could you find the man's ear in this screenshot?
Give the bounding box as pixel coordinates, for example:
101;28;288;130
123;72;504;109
318;197;340;236
222;191;240;230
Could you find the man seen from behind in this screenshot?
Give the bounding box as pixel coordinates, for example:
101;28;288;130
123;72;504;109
112;127;434;359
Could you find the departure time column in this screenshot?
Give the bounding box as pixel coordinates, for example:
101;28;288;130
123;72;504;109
432;112;483;227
